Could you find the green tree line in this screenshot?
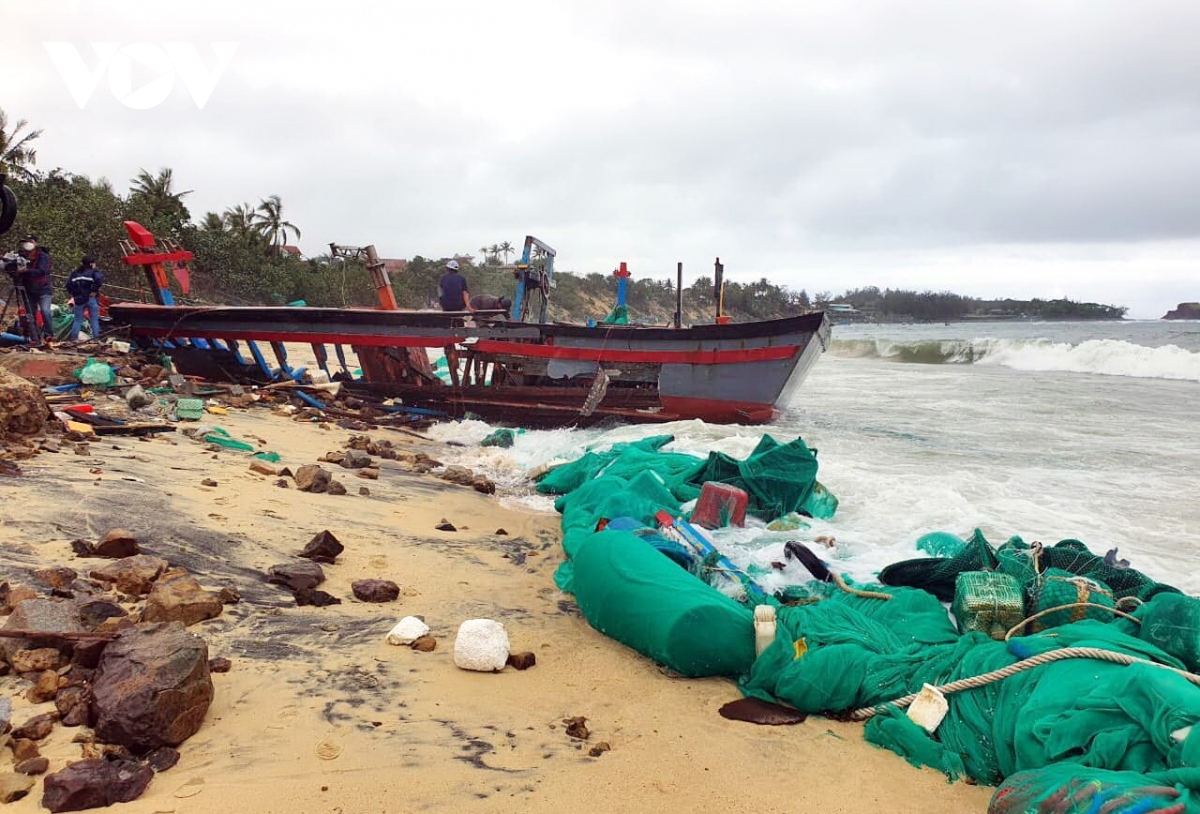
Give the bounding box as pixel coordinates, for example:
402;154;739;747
2;107;1127;323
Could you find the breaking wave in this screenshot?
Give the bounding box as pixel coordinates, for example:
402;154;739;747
831;338;1200;382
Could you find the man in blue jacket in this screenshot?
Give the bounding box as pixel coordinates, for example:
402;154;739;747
66;255;105;341
17;234;53;343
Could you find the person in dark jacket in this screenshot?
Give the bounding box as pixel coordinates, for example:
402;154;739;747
437;260;474;312
66;255;105;340
17;234;53;342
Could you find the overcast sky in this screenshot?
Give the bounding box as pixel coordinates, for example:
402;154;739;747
6;1;1200;317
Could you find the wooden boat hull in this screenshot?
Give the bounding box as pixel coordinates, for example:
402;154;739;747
108;304;831;426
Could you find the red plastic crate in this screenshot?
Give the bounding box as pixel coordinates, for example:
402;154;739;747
691;482;748;529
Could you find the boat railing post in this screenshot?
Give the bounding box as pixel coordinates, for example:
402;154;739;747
675;261;683;329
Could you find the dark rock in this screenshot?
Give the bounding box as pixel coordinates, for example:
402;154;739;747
327;480;347;496
435;520;456;532
294;464;331;493
70;640;107;670
495;528;508;536
217;586;240;604
0;772;33;803
358;486;370;496
26;670;59;704
351;580;399;603
563;716;589;740
506;652;537;670
2;598;82;664
438;465;476;487
13;712;58;741
55;686;90;727
12;739;39;761
292;588;341;607
41;759;154;812
200;478;218;488
356;467;379;480
588;741;611;757
298;530;343;564
266;561;325;590
341;449;372;469
70;539;92;558
88;555;168;597
317;451;346;466
146;746;180;772
14;756;48;775
77;599;129;631
32;568;77;591
472;475;496;494
208;657;231;674
93;529;139;559
141;569;222;627
90;622;213;751
410;635;437;652
275;479;289;488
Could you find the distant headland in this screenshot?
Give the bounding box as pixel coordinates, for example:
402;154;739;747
1162;302;1200;320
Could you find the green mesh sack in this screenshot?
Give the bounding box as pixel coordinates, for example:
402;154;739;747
1038;539;1181;602
568;528;755;677
1027;568;1115;632
688;435;826;520
1136;593;1200;672
878;528;1000;602
952;571;1025;640
995;537;1039;587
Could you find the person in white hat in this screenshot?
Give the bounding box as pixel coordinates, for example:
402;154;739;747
437;259;473;313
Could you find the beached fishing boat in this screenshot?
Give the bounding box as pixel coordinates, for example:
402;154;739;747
108;224;831;427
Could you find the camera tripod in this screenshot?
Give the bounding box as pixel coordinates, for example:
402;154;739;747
0;272;44;345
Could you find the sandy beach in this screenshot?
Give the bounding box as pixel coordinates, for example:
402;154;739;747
1;385;993;813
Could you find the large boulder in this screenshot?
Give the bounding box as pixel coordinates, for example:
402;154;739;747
89;622;213;751
0;368;50;437
41;759;154;812
266;561;325;590
140;569;222;627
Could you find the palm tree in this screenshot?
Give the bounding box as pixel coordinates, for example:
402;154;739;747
130;167;192;225
499;240;515;264
222;203;256;237
0;108;43;181
251;194;301;252
199;212;225;231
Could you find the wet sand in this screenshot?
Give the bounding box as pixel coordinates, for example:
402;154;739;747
0;404;992;813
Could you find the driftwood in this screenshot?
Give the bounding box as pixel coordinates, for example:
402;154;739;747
0;629;119;642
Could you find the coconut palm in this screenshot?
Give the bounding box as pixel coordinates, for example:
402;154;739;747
199;212;225;231
0;108;43;181
222;203;255;236
130;167;192;226
499;240;515;264
252;194;301;252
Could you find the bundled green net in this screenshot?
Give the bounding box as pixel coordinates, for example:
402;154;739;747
542;436;1200;811
538;433;837;522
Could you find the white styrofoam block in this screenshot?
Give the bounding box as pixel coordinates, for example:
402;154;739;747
386;616;430;646
453;618;510;671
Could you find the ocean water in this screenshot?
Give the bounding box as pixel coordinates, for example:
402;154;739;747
427;319;1200;596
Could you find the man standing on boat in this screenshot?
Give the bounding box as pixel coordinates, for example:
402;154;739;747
438;260;474;313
